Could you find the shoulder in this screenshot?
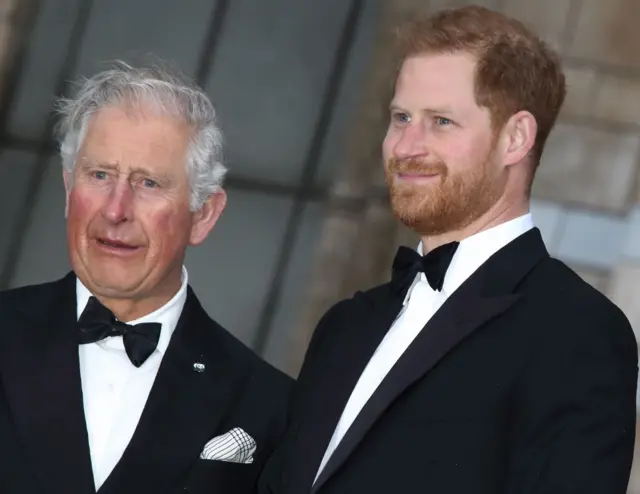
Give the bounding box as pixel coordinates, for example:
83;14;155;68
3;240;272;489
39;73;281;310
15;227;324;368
302;283;392;360
0;279;57;302
520;256;636;356
314;283;391;327
0;274;73;311
525;256;628;321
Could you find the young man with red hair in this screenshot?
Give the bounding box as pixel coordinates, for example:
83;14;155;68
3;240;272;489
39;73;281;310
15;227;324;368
260;6;637;494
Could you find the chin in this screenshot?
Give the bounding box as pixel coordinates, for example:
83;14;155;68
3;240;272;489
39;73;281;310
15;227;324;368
81;267;144;296
391;197;429;217
95;283;147;300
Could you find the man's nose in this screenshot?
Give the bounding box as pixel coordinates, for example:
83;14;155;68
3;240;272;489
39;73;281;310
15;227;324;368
101;181;134;223
392;124;430;161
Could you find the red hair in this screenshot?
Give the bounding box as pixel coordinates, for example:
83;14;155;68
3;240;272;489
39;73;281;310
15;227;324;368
394;6;566;166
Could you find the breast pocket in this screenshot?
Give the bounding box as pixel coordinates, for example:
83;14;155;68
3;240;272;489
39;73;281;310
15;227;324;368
183;459;259;493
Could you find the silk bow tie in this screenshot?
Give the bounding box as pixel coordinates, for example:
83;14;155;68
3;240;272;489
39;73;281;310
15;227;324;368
391;242;460;293
78;296;161;367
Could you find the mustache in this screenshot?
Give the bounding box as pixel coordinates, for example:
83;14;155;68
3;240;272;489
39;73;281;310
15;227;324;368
386;157;447;175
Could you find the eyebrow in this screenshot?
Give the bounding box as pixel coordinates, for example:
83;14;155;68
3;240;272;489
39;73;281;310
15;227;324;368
78;159;117;171
79;160;173;182
389;103;455;115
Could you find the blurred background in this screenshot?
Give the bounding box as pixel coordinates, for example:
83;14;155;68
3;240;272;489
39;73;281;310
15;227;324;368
0;0;639;488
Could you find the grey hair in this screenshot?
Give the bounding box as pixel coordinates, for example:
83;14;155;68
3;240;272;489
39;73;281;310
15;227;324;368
55;60;226;211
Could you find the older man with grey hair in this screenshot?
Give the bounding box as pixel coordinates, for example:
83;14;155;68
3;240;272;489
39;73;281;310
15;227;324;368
0;61;291;494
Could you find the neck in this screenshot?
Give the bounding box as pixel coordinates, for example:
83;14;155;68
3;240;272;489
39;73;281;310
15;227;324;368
91;273;182;322
100;292;177;322
420;196;529;253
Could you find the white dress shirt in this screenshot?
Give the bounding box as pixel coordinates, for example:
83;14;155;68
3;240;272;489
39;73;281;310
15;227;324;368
315;214;534;481
77;267;188;489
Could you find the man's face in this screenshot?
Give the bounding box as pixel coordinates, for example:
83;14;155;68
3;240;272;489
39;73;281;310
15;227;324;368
383;52;507;236
65;105;224;303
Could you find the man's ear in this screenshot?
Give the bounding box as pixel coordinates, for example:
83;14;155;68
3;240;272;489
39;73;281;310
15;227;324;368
189;189;227;246
500;110;537;167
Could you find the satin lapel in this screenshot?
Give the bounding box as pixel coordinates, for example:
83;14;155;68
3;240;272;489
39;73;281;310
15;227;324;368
312;228;549;492
99;288;250;494
0;273;95;494
288;287;405;494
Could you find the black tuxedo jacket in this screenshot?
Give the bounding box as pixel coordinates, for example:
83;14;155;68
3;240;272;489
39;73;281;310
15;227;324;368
0;272;292;494
260;228;638;494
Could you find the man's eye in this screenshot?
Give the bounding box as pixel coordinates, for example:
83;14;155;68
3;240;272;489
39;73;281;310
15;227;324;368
435;117;452;126
93;171;108;180
392;112;411;123
142;178;158;188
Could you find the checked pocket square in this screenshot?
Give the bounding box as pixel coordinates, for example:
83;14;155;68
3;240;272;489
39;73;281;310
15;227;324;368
199;427;257;464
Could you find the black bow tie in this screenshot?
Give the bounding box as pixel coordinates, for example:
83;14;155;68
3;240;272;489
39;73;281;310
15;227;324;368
78;296;162;368
391;242;460;293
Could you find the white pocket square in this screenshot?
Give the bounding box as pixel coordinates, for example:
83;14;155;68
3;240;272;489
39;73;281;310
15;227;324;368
199;427;257;464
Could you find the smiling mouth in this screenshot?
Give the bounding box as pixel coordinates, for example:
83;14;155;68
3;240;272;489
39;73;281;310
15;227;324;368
395;172;440;180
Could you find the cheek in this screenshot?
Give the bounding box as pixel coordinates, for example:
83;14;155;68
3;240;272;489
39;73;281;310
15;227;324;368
467;132;495;158
67;191;98;232
146;210;191;249
382;133;396;159
442;137;487;170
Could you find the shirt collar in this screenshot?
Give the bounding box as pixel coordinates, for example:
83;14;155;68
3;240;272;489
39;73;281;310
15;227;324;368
75;266;189;356
406;213;534;304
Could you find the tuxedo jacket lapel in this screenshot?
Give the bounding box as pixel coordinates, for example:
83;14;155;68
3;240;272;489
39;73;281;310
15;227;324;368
0;273;95;494
312;228;549;492
312;293;520;492
99;288;250;494
289;290;405;493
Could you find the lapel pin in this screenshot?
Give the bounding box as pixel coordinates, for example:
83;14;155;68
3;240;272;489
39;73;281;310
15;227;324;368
193;362;206;373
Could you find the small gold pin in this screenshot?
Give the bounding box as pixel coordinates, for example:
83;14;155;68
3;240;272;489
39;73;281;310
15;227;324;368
193;362;205;373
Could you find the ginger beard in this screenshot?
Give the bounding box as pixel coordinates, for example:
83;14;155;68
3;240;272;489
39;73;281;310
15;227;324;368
385;144;505;236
